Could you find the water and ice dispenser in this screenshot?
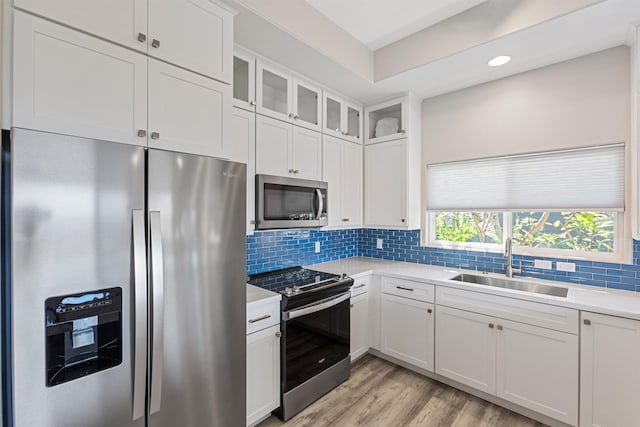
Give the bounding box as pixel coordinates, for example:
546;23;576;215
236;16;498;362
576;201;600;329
45;287;123;386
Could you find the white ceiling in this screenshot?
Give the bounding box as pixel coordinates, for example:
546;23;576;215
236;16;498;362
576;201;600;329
304;0;488;50
231;0;640;104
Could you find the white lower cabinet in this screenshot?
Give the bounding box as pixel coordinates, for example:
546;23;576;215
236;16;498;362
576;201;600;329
435;305;496;394
350;281;369;361
580;312;640;427
497;319;578;426
380;293;434;371
435;291;579;426
246;324;280;427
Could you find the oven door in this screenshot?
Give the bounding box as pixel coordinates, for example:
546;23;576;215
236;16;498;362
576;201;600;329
282;292;350;393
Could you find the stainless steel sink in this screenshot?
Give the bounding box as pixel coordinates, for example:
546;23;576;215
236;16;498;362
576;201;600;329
451;273;569;298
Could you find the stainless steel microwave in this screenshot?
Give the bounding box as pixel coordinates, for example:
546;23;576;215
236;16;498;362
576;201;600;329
256;175;328;230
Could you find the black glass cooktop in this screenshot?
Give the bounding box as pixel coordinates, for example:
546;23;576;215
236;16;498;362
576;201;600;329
248;267;339;295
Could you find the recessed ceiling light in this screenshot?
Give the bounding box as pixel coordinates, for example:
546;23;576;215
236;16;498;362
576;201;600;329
488;55;511;67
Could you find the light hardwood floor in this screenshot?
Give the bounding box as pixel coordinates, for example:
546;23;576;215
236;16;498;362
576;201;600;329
259;355;547;427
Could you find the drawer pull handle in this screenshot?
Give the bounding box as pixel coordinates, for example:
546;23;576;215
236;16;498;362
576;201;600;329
353;284;366;289
497;325;503;331
427;309;433;314
350;304;354;308
489;323;495;329
275;331;282;338
396;286;414;292
584;319;591;326
248;314;271;323
151;39;160;48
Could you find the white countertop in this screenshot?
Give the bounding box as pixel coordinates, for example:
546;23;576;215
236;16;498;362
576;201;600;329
306;257;640;321
246;283;281;305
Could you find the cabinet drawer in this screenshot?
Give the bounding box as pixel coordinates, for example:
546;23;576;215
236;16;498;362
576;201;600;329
436;286;578;334
382;276;434;303
247;299;280;335
351;278;370;297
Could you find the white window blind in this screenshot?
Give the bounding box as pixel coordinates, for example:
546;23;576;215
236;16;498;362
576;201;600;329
426;144;625;212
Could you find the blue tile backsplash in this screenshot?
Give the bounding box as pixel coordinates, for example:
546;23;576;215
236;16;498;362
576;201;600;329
246;229;358;276
247;228;640;292
358;228;640;292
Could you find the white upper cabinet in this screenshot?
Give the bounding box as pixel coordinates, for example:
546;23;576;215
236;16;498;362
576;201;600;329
365;139;407;227
365;97;408;145
13;11;148;146
14;0;148;52
147;59;231;158
233;48;256;112
580;312;640;427
147;0;234;83
255;115;322;181
323;135;363;227
256;60;322;132
323;92;363;144
16;0;235;83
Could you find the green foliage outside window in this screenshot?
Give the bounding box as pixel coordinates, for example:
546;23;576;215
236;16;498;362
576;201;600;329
435;211;615;253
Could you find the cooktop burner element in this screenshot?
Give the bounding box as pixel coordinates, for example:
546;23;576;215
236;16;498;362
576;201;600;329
247;266;340;295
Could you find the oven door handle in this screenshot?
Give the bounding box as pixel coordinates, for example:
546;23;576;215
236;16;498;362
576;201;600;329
283;292;351;321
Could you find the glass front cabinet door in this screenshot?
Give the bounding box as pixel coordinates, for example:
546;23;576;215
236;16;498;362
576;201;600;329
323;91;362;144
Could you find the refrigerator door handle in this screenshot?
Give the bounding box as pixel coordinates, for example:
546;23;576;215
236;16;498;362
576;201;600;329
132;210;148;420
149;211;165;415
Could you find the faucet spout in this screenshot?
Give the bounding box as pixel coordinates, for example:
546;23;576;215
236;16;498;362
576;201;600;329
504;238;521;278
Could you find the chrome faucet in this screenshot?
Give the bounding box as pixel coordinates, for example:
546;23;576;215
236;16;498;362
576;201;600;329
504;238;521;278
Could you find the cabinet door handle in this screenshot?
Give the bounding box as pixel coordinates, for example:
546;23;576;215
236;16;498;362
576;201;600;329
294;170;299;174
151;39;160;48
427;308;433;314
335;128;341;132
275;331;282;338
250;101;256;106
137;33;147;43
342;218;349;222
289;113;295;119
137;129;147;137
350;304;354;308
401;219;406;223
497;325;503;331
396;286;414;292
294;115;299;120
150;132;160;140
248;314;271;323
399;129;406;134
288;169;295;174
353;284;366;289
584;319;591;326
488;323;494;329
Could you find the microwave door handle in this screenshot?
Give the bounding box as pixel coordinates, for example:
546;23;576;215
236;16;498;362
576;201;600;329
132;210;147;421
315;188;323;220
283;292;351;321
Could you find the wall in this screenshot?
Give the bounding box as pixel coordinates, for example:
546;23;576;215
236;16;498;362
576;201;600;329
359;229;640;292
246;229;357;276
422;46;630;164
247;228;640;292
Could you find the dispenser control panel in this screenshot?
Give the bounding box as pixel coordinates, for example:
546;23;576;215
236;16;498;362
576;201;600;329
45;287;122;387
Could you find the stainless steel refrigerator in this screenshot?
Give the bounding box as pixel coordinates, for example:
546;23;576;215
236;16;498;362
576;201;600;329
2;128;246;427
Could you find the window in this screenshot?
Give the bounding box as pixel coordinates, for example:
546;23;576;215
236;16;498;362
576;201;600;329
426;144;625;260
431;211;618;257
